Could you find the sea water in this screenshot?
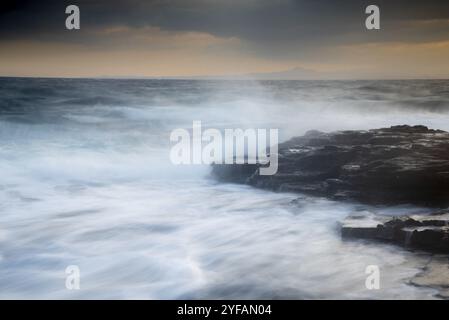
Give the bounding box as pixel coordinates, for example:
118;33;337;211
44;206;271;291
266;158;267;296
0;78;448;299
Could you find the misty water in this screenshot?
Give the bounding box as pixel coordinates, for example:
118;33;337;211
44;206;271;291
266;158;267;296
1;78;448;299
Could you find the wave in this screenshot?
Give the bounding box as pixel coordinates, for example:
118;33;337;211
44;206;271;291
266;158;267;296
0;78;448;298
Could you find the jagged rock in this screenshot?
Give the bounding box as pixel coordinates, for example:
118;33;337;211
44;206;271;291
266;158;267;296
212;125;449;206
340;211;449;253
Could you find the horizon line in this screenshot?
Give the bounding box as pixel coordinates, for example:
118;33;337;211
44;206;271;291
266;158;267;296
1;75;449;81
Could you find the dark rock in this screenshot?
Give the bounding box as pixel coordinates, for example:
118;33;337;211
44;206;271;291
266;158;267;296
340;212;449;253
211;125;449;206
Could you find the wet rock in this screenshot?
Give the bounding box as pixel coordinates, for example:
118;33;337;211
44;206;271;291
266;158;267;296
410;256;449;299
212;125;449;206
340;211;449;253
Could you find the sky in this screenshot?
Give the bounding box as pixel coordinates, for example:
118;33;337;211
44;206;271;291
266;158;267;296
0;0;449;79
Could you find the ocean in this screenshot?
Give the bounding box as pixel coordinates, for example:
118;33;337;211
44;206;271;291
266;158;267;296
0;78;448;299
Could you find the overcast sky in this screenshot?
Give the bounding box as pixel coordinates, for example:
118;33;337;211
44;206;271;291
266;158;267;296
1;0;448;78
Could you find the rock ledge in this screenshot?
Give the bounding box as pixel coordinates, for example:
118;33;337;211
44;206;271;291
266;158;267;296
212;125;449;206
340;211;449;253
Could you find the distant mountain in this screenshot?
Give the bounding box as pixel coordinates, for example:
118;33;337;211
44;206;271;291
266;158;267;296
185;67;324;80
98;67;332;80
94;67;449;81
245;67;321;80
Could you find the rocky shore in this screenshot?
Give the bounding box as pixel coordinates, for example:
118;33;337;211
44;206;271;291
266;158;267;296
212;125;449;206
212;125;449;297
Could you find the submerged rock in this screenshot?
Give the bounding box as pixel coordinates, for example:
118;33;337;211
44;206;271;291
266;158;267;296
212;125;449;206
340;211;449;253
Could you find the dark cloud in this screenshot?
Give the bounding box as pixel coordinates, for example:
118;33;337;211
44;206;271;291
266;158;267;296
1;0;448;54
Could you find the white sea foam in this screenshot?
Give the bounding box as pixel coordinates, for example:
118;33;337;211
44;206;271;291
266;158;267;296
0;78;448;298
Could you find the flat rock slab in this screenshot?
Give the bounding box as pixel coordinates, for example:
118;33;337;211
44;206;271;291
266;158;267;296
340;211;449;253
212;125;449;206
